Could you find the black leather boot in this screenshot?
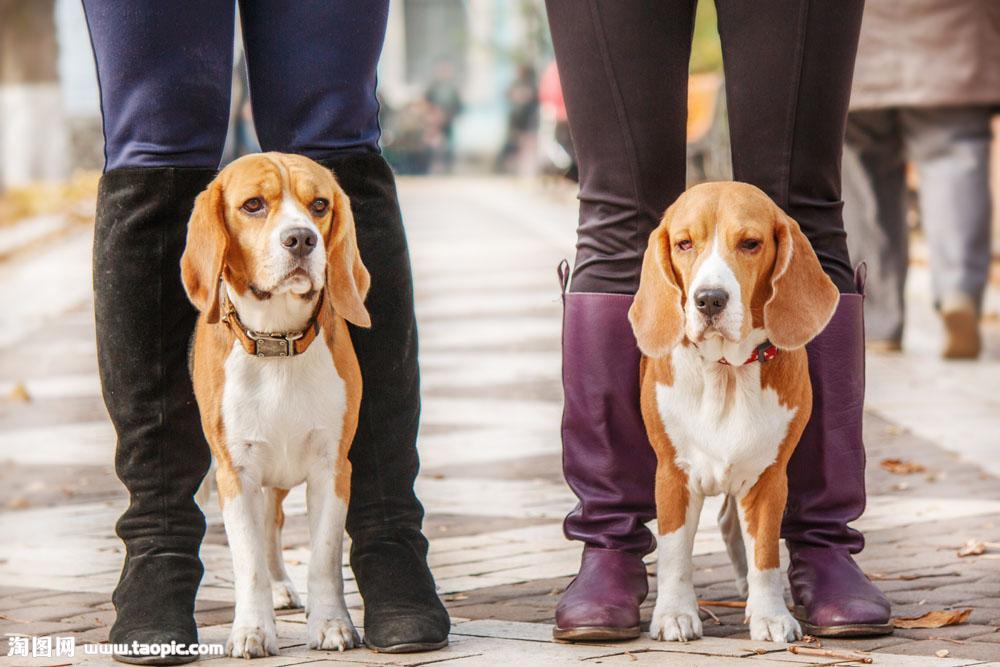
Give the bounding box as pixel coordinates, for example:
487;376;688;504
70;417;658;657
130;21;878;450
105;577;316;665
94;168;215;665
319;153;450;653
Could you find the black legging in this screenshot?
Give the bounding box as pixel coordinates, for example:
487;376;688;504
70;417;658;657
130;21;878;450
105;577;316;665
545;0;863;294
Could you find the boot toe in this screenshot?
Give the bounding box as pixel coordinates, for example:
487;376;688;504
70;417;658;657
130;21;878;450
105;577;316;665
807;595;891;628
555;597;641;632
111;627;201;665
363;613;450;653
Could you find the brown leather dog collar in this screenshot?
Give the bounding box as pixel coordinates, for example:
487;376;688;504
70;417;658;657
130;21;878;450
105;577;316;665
221;290;323;358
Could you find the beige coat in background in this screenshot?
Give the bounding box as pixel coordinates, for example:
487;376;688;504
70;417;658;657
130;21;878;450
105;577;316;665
849;0;1000;111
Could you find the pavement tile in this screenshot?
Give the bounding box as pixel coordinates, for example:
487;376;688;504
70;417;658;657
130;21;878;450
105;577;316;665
892;625;1000;642
872;638;1000;662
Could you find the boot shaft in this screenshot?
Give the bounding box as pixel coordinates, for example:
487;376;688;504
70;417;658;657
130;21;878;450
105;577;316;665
560;291;657;555
782;292;867;552
94;167;215;545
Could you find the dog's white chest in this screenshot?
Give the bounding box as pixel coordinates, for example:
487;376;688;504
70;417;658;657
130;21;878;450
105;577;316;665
221;333;347;489
655;346;795;497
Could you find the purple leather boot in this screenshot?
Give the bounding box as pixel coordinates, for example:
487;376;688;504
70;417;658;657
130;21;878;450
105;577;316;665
553;286;657;642
782;284;893;637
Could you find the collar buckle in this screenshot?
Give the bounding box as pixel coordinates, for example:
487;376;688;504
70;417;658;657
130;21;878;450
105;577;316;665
245;330;303;358
714;340;777;366
754;341;773;364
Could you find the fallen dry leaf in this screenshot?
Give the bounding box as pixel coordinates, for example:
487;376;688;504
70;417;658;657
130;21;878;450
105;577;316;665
958;540;987;557
6;382;30;402
892;608;972;629
935;649;950;658
880;458;927;475
5;496;30;510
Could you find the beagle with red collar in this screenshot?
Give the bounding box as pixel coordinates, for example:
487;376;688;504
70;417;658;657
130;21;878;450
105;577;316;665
628;182;840;643
181;153;371;658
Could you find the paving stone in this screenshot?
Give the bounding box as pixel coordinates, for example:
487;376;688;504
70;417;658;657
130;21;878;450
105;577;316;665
873;638;1000;662
889;588;983;606
892;624;999;641
819;634;914;653
0;604;94;623
961;600;1000;626
0;618;99;636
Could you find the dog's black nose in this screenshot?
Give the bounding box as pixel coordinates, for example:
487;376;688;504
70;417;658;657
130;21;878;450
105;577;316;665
280;227;318;257
694;288;729;317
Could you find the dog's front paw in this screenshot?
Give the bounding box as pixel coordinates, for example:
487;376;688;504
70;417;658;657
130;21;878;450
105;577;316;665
650;605;703;642
227;624;279;658
747;608;801;643
272;578;303;610
308;615;360;651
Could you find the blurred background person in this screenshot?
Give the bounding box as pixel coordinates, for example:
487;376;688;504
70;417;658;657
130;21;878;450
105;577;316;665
381;96;444;176
842;0;1000;359
494;63;539;174
537;61;577;182
424;59;464;173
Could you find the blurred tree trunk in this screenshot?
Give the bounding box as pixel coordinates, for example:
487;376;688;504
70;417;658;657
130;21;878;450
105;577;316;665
0;0;69;192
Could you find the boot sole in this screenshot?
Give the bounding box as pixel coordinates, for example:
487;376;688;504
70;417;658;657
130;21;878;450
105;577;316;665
794;608;894;638
364;637;449;654
552;625;641;642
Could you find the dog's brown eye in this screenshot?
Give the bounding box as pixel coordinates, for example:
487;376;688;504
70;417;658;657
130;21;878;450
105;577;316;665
241;197;264;214
310;198;329;215
740;239;762;252
676;239;693;252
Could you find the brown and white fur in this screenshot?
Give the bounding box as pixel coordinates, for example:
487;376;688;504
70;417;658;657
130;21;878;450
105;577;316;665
628;182;840;643
181;153;371;658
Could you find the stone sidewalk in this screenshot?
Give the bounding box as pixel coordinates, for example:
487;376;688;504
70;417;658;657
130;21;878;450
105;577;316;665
1;177;1000;665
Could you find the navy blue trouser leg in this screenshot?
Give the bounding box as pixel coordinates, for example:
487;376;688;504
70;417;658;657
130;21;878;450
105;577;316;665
83;0;387;169
83;0;236;169
239;1;387;158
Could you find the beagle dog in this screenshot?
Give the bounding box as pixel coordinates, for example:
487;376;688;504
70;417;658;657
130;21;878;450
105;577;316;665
628;182;840;643
181;153;371;658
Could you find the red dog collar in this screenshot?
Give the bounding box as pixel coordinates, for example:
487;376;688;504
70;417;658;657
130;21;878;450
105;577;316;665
718;341;778;366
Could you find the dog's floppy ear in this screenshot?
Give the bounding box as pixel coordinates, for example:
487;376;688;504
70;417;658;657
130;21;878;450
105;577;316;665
181;180;228;324
628;219;685;358
325;181;371;328
763;211;840;349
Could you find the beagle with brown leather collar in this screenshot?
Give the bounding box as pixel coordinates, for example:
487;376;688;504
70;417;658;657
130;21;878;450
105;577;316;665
628;182;840;643
181;153;371;658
